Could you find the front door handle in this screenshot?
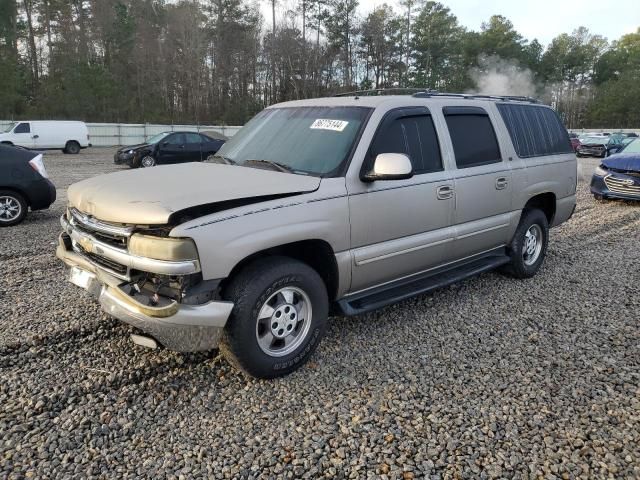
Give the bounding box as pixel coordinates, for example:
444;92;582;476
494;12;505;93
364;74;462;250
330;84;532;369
436;185;454;200
495;177;508;190
32;135;39;139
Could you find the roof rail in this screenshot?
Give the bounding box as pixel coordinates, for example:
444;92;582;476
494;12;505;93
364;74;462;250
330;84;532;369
333;88;539;103
413;91;539;103
334;88;436;97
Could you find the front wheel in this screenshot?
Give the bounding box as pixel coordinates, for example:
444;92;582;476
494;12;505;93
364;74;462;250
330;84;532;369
501;209;549;279
140;155;156;168
220;256;328;378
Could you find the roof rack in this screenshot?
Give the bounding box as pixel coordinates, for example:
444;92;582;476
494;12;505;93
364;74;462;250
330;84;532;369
334;88;539;104
334;88;435;97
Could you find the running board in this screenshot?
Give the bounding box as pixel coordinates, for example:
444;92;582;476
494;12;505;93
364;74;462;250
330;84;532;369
337;251;510;316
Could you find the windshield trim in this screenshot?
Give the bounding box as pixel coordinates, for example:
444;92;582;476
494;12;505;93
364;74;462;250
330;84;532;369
333;107;375;178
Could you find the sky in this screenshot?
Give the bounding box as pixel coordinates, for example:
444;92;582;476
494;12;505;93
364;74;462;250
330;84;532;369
359;0;639;46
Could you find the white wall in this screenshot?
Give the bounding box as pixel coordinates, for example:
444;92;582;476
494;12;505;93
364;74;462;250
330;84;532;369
0;121;241;147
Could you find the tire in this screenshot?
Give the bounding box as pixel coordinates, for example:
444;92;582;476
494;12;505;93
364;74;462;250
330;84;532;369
220;256;329;379
0;190;28;227
64;141;80;154
594;194;607;202
501;209;549;279
140;155;156;168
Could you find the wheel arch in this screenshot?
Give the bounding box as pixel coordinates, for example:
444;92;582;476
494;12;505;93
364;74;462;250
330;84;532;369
0;186;31;206
221;239;340;301
523;192;556;225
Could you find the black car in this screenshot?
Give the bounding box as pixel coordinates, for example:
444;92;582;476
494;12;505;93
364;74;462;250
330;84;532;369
591;138;640;201
0;144;56;226
114;131;225;168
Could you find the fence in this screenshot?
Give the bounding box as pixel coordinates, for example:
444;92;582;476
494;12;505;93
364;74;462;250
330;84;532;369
0;121;242;147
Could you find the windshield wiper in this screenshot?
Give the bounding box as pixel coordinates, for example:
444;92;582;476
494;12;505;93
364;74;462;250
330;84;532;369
208;154;236;165
243;159;293;173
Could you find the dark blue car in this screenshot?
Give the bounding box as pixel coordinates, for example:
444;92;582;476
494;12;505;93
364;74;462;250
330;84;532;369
591;138;640;201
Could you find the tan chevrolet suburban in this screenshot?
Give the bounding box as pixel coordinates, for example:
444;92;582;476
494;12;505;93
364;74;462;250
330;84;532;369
57;91;577;378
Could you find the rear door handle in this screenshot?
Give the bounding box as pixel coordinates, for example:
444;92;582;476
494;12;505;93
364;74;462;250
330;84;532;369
436;185;454;200
495;177;508;190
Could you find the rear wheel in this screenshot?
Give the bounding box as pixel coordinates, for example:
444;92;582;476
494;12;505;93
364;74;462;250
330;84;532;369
501;209;549;279
63;141;80;154
0;190;28;227
220;256;328;378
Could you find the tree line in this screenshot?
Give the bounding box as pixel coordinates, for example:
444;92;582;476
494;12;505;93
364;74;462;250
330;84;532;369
0;0;638;128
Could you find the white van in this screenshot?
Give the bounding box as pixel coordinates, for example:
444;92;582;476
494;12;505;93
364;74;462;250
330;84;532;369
0;121;91;154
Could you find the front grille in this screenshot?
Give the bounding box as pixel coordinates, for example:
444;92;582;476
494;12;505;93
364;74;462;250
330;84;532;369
604;175;640;197
84;251;128;276
68;208;133;279
69;208;131;249
72;222;128;249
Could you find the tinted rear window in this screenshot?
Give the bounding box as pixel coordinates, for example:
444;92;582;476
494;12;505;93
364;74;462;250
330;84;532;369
497;104;573;158
444;108;501;168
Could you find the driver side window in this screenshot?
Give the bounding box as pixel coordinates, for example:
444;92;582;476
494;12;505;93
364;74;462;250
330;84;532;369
370;114;443;175
166;134;185;145
14;123;30;134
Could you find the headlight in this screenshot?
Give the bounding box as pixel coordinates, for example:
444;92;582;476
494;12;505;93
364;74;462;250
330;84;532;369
129;234;199;261
594;165;608;177
128;149;134;154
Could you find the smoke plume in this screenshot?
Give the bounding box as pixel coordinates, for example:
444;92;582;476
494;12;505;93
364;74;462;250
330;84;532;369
468;55;537;98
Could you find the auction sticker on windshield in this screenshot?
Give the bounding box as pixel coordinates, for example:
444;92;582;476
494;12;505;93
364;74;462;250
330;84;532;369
310;119;349;132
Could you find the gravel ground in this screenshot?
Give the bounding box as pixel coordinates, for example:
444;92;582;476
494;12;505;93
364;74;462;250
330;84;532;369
1;149;639;479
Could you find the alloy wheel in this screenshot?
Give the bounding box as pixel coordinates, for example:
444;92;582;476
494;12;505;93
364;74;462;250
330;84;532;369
141;156;156;168
522;224;543;266
255;286;312;357
0;196;22;222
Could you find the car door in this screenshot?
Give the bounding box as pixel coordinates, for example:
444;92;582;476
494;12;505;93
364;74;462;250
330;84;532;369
347;107;456;293
12;122;36;148
157;133;186;164
200;134;224;160
183;133;203;162
443;106;514;258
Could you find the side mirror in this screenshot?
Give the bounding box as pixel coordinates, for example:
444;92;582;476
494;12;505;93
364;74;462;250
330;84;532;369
362;153;413;182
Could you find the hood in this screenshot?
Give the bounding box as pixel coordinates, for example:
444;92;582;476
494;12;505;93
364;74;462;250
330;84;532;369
118;143;150;153
67;163;321;225
602;153;640;172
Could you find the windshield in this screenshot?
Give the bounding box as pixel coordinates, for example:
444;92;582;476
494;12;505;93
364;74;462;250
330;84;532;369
3;123;16;133
209;106;371;176
621;138;640;153
146;132;171;144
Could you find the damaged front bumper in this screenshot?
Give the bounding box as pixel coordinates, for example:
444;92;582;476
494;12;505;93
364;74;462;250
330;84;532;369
56;234;234;352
